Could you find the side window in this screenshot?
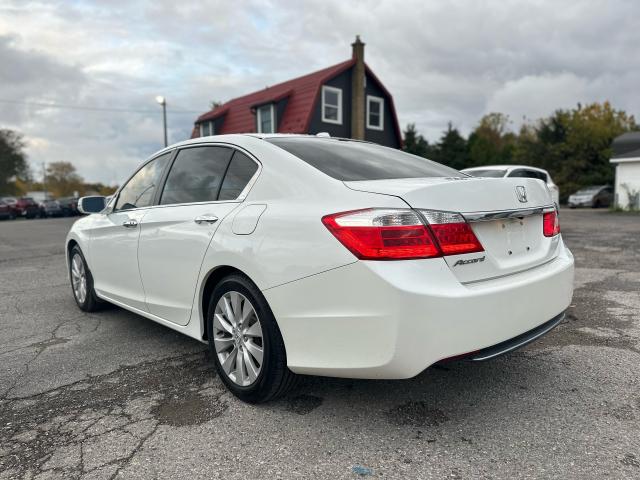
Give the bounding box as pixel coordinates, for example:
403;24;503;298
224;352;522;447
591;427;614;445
114;153;171;211
160;146;233;205
218;152;259;201
257;105;275;133
321;86;342;125
366;95;384;130
199;121;214;137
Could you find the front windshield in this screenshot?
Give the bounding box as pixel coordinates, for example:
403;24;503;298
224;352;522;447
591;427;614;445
576;187;601;194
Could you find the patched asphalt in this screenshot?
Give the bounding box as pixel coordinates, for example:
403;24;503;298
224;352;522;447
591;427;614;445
1;210;639;479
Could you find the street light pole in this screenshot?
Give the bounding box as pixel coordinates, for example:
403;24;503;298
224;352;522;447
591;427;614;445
155;96;168;147
42;162;47;200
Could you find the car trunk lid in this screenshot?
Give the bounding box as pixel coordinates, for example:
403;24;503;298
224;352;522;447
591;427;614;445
345;177;560;283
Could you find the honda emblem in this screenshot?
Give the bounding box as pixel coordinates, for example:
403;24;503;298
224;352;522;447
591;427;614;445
515;186;528;203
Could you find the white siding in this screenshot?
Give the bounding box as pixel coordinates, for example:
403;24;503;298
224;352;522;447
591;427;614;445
614;160;640;208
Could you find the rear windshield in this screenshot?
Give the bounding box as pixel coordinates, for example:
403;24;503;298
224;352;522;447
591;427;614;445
265;138;461;181
464;169;507;178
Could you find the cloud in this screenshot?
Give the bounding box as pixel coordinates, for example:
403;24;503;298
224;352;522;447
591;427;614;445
0;35;87;123
0;0;639;183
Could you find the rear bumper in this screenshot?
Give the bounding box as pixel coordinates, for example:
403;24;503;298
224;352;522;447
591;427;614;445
457;311;565;362
264;239;574;379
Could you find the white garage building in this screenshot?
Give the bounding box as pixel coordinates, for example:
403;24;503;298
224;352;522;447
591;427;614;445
611;132;640;209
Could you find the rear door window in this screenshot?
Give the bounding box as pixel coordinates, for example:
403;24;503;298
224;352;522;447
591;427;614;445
160;146;233;205
266;138;460;181
218;152;259;201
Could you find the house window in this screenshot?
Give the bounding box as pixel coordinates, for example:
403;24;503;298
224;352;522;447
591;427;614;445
366;95;384;131
257;104;275;133
200;121;215;137
321;86;342;125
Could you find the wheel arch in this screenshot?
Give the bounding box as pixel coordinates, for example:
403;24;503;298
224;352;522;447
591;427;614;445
66;239;79;268
199;265;254;340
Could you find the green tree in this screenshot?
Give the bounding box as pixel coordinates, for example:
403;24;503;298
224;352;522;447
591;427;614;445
45;161;84;198
434;123;469;170
513;102;637;202
467;113;516;167
402;123;432;157
83;182;118;196
0;129;31;195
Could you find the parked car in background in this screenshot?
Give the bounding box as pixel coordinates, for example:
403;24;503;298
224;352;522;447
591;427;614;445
66;134;574;403
0;200;12;220
567;185;613;208
1;197;17;219
57;197;79;216
39;199;64;218
461;165;560;206
4;197;39;219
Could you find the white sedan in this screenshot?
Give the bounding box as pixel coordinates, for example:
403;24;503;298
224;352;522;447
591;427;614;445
461;165;560;206
67;135;574;403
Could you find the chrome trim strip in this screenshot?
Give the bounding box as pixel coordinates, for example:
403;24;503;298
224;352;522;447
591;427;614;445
463;205;555;222
104;142;262;214
470;313;565;361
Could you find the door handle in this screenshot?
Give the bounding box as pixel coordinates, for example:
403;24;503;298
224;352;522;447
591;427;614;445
194;214;219;225
122;219;138;228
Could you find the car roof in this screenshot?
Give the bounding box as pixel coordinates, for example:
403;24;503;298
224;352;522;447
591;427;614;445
149;133;360;158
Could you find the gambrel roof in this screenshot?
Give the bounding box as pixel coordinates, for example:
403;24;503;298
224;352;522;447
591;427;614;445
192;58;401;141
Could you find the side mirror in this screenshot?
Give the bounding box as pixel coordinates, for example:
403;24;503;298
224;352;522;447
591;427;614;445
78;196;106;214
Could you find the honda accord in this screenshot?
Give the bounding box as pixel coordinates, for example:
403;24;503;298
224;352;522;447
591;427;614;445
66;134;574;402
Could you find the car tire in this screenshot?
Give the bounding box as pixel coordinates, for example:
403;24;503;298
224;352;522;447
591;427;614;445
206;273;297;403
69;246;102;312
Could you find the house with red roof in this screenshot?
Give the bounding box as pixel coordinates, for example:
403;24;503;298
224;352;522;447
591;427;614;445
191;37;402;148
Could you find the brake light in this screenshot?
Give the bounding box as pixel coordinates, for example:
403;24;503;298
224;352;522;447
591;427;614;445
321;209;440;260
543;210;560;237
322;208;484;260
420;210;484;255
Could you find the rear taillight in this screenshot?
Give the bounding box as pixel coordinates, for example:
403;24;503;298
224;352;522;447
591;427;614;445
321;209;439;260
419;211;484;255
543;209;560;237
322;208;484;260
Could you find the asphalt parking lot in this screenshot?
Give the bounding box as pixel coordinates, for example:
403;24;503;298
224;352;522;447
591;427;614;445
1;210;639;479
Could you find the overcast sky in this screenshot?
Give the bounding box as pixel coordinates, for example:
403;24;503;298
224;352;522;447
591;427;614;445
1;0;639;185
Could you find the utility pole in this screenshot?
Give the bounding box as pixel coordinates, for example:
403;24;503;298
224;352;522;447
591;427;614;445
42;162;47;200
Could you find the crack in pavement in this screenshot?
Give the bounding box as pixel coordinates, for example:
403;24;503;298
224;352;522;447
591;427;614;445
0;352;228;479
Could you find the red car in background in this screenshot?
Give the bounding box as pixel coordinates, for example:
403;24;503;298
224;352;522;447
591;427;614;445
0;197;39;219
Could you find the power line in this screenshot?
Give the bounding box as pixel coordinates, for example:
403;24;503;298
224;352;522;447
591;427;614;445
0;98;202;114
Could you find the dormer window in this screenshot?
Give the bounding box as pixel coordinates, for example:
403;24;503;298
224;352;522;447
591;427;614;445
200;121;215;137
321;86;342;125
366;95;384;131
257;104;275;133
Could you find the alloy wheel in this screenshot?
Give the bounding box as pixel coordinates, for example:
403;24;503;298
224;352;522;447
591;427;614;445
71;253;87;304
213;291;264;387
